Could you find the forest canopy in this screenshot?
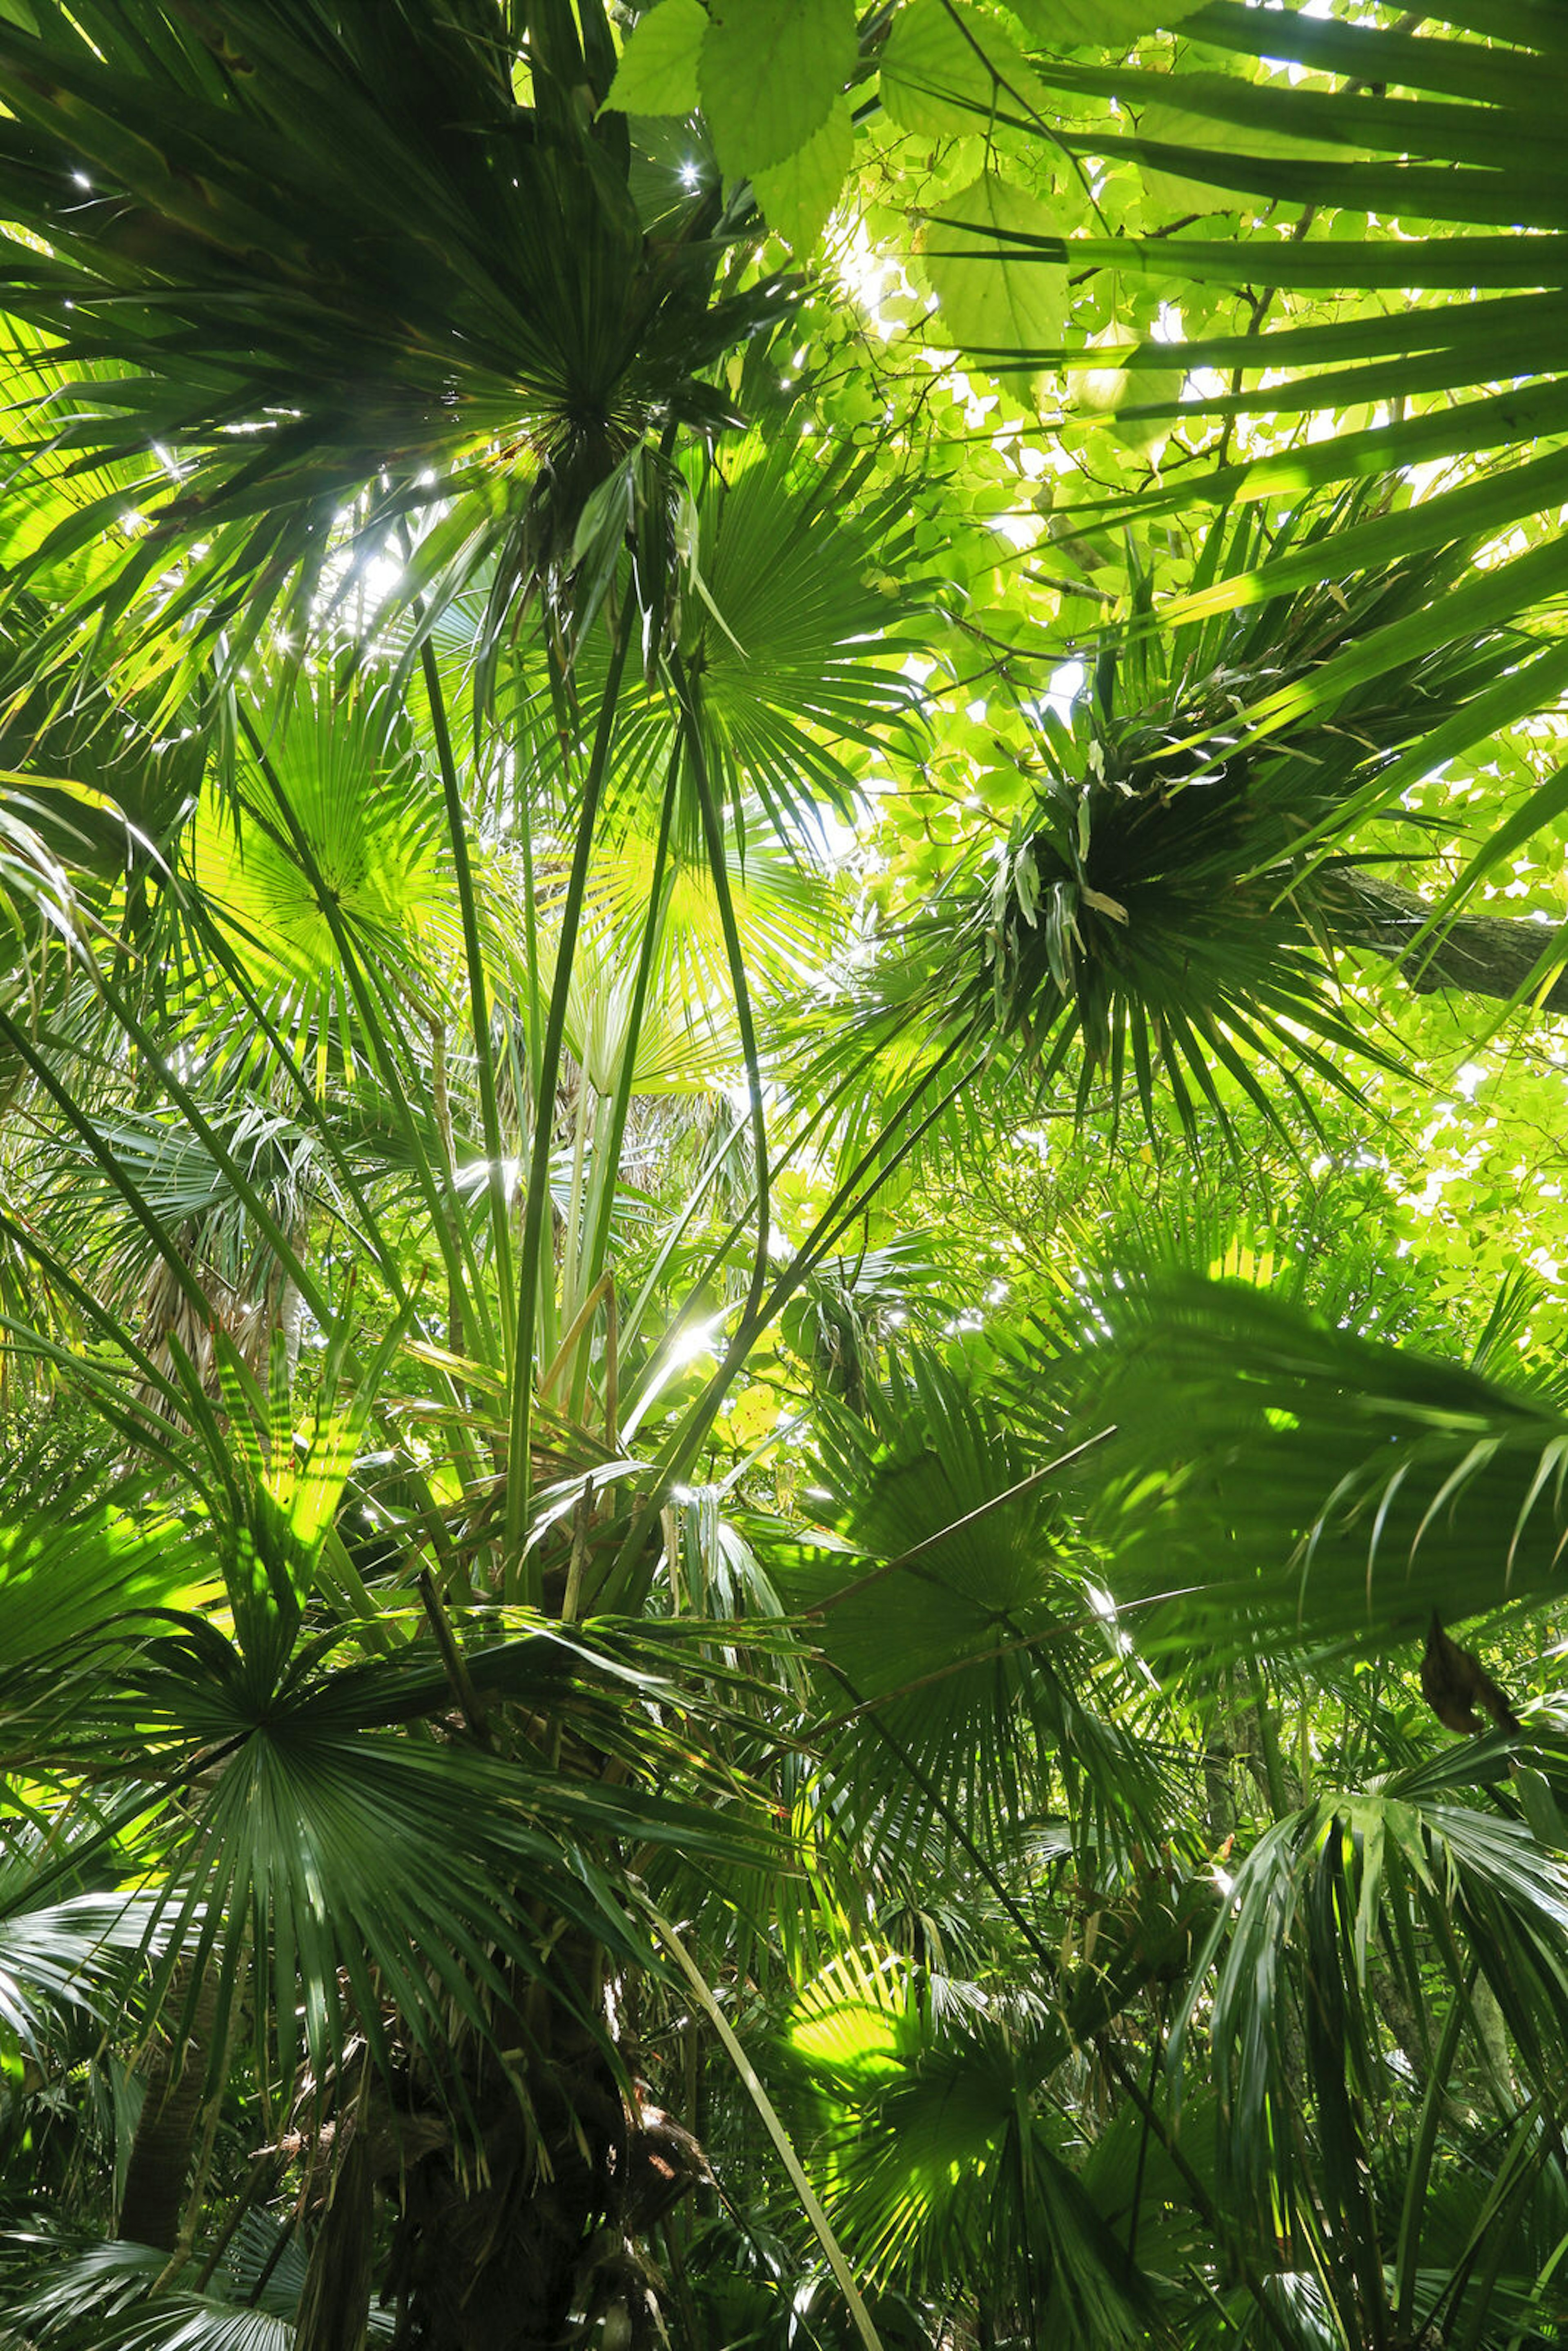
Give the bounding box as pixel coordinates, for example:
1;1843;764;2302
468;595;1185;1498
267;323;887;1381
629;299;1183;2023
3;3;1568;2348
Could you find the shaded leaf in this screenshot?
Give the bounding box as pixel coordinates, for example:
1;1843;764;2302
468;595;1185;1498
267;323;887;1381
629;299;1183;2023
753;96;855;251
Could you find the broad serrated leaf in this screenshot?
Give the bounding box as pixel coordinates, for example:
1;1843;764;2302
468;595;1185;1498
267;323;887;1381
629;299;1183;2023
881;0;1035;139
605;0;708;116
1071;335;1185;448
922;171;1067;356
700;0;857;176
753;96;854;250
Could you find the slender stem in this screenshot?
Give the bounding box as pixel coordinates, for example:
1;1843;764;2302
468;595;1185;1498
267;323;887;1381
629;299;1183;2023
1394;1976;1469;2332
671;650;771;1325
540;1270;614;1400
615;1003;935;1405
573;737;681;1417
234;705;488;1352
645;1901;886;2351
176;888;409;1310
761;1037;980;1314
421;637;517;1362
192;2154;284;2293
568;1091;615;1420
0;1006;232;1330
505;596;636;1599
603;1276;619;1450
0;1204;200;1443
561;1477;595;1625
561;1062;592;1335
1127;2007;1165;2263
429;1015;465;1357
1245;1656;1291;1819
243;2212;298;2309
517;766;544;1084
601;1046;981;1608
418;1568;490;1743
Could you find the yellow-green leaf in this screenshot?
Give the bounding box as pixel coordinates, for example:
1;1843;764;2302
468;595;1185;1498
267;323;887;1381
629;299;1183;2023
700;0;857;176
881;0;1034;140
921;171;1066;357
753;97;854;251
1140;78;1367;217
1071;334;1184;449
604;0;708;116
1009;0;1205;42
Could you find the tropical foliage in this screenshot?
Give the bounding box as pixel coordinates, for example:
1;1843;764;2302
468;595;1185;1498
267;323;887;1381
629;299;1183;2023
4;3;1568;2349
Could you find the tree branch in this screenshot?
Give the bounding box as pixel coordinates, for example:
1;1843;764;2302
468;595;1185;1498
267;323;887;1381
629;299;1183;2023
1328;873;1568;1017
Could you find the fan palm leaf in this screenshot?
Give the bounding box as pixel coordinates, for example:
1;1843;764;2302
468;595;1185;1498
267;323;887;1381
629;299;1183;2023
493;436;928;844
0;1481;215;1733
1063;1271;1568;1669
0;0;792;684
1174;1745;1568;2346
780;1946;1154;2345
0;1882;168;2066
782;1347;1163;1867
915;0;1568;884
834;494;1520;1142
0;2235;297;2351
187;673;457;1076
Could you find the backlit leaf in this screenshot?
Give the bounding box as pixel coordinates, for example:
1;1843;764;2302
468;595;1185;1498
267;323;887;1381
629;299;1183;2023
604;0;708;116
700;0;857;176
881;0;1035;140
1011;0;1206;42
922;172;1067;355
753;96;855;251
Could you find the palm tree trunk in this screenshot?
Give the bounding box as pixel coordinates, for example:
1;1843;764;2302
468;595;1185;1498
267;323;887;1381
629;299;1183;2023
388;1946;705;2351
117;1968;219;2251
388;1928;624;2351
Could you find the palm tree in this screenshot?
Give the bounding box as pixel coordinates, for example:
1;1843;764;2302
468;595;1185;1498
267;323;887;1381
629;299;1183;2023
897;0;1568;912
817;492;1563;1153
4;6;1568;2350
0;10;956;2340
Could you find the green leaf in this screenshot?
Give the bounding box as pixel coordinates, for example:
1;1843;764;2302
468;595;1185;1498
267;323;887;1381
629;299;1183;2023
1138;76;1368;215
1421;755;1568;936
753;96;854;250
700;0;857;176
1516;1767;1568;1850
1071;337;1184;448
880;0;1033;140
922;172;1067;356
604;0;708;116
1011;0;1205;40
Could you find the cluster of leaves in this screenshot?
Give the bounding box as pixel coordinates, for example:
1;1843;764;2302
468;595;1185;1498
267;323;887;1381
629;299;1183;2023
2;5;1568;2351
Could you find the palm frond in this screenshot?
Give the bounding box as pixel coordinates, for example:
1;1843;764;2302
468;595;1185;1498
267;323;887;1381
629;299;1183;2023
0;2233;296;2351
1178;1748;1568;2333
841;493;1517;1143
780;1946;1153;2344
1067;1272;1568;1666
896;0;1568;882
0;0;791;681
783;1347;1163;1867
